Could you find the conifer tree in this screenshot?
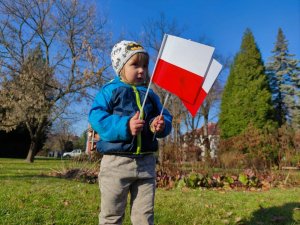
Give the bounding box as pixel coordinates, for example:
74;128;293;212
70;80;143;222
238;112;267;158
219;29;276;138
266;28;300;129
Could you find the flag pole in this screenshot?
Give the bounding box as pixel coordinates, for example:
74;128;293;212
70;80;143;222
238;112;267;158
152;92;170;140
159;92;170;117
139;34;168;119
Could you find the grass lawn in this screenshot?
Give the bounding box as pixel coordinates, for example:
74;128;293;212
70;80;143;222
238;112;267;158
0;158;299;225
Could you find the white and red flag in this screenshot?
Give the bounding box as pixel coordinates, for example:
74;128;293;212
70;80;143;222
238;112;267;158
151;34;215;104
182;59;223;117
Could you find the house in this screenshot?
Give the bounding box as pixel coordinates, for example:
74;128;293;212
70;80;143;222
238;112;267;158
180;122;219;162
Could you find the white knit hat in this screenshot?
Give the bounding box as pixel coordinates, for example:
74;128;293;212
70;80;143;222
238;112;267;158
111;40;147;74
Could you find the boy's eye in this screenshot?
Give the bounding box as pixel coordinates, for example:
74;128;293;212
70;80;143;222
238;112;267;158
129;61;137;65
129;61;147;68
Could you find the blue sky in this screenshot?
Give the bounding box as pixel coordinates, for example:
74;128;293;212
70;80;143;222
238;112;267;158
98;0;299;64
74;0;300;135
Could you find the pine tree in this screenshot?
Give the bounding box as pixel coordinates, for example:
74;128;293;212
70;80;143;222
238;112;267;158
290;67;300;130
266;28;300;129
219;29;276;138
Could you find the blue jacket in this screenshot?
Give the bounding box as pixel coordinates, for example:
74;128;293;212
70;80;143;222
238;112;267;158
88;76;172;154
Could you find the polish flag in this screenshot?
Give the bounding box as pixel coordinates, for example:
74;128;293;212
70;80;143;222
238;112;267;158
182;59;223;117
152;34;215;104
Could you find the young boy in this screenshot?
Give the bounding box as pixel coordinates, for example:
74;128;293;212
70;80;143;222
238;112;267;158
89;40;172;225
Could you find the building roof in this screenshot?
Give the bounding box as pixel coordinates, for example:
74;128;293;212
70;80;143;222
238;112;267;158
184;122;219;136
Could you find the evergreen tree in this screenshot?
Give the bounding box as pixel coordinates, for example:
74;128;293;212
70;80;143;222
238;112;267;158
266;28;300;129
290;68;300;130
219;29;276;138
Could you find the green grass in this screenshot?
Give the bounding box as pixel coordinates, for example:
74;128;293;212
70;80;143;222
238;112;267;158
0;158;299;225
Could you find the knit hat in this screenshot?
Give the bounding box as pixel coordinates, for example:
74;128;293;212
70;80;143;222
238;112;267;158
111;40;148;74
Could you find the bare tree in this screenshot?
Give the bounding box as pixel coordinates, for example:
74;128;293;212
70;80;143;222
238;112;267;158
200;80;222;159
0;0;110;162
183;110;203;131
200;53;231;160
140;12;187;139
138;13;187;164
138;13;227;163
43;118;76;154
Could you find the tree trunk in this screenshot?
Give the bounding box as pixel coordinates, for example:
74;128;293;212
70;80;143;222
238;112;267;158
25;116;48;163
203;115;210;161
25;141;37;163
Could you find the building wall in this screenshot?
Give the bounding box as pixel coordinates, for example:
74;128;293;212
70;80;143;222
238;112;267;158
180;123;220;162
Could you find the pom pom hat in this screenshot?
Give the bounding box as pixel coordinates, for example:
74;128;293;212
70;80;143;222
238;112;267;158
111;40;148;74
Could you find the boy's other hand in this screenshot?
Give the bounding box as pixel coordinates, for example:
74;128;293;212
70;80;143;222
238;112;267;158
129;111;145;136
150;115;165;133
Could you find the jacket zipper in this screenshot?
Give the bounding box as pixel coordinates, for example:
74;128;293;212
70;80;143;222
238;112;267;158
131;86;144;154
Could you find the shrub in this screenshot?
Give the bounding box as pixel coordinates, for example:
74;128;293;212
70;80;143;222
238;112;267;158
72;151;102;162
244;126;277;169
218;150;245;169
218;124;300;169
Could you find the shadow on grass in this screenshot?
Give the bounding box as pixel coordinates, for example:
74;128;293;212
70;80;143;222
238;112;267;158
0;174;96;184
1;168;53;171
0;174;60;180
242;202;300;225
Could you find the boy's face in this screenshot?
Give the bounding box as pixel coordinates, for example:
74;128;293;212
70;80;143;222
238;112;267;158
121;53;148;85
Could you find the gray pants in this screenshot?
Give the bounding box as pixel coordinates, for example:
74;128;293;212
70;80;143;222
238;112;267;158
98;154;156;225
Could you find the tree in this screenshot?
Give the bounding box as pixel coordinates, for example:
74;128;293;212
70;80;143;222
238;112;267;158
139;12;186;139
266;28;300;129
200;81;222;159
219;29;276;139
73;130;87;151
139;13;227;162
0;124;30;158
43;118;76;154
139;13;187;164
1;46;52;161
0;0;109;162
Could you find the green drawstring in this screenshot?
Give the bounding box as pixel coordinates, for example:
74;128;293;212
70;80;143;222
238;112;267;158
131;86;144;154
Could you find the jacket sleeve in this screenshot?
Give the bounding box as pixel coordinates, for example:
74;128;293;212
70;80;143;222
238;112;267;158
150;91;173;138
88;87;131;142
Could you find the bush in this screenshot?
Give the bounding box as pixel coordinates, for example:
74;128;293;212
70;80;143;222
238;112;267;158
72;151;102;162
218;151;245;169
219;124;300;170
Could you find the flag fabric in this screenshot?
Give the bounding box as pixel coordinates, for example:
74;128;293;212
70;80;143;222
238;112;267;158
182;59;223;117
152;34;215;104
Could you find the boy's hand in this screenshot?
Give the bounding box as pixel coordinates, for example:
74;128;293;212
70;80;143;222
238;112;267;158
150;115;165;133
129;111;145;136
